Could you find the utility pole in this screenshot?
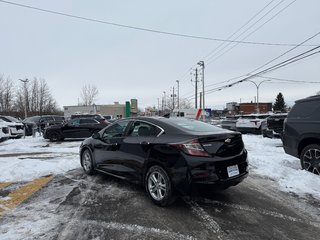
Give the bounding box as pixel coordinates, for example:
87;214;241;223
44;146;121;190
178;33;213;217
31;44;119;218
163;91;166;112
19;78;29;119
198;61;205;110
199;92;202;109
195;68;198;108
176;80;180;110
157;98;160;116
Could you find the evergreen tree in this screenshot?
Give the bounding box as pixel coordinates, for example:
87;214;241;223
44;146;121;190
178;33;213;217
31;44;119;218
273;92;286;112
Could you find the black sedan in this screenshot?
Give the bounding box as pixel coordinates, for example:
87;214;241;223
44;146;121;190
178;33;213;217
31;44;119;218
44;118;104;141
80;117;248;206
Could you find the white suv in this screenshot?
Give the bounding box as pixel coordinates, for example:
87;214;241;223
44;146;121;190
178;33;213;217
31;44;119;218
0;119;10;142
236;114;271;134
0;116;24;138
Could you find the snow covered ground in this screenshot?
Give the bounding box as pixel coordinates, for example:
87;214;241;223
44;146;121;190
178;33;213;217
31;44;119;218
0;134;319;200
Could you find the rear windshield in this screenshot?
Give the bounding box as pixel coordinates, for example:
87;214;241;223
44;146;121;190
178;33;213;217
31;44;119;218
71;114;103;120
165;118;224;133
289;101;320;118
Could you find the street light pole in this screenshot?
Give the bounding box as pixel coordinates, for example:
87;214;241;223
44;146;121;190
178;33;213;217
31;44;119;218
246;80;271;113
19;78;29;119
172;86;175;110
176;80;180;110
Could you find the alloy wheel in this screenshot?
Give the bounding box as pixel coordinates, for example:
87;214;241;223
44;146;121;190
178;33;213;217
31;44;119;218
302;148;320;175
82;151;92;173
147;170;167;201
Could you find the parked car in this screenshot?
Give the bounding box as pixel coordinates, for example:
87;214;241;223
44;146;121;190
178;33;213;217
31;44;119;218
70;114;109;126
79;117;248;206
220;115;240;131
282;95;320;175
23;115;65;136
43;118;105;141
236;114;271;134
0;115;24;138
0;119;10;142
262;113;287;138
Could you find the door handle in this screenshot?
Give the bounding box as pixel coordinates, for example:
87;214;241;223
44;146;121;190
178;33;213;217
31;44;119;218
140;141;149;145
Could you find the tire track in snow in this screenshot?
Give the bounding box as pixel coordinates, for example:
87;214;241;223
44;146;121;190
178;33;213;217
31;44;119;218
184;198;229;240
196;198;320;228
58;219;197;240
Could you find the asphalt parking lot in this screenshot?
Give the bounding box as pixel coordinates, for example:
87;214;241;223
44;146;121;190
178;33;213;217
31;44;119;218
1;168;320;240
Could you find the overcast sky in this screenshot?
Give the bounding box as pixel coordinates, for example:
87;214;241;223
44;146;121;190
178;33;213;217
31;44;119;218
1;0;320;110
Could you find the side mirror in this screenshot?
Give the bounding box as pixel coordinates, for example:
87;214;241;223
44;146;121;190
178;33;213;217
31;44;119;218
92;132;101;139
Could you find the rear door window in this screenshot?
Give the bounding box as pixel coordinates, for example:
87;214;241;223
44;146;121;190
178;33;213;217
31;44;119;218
128;121;162;137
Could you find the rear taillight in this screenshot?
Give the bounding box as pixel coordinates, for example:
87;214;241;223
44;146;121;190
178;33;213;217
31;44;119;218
173;139;209;157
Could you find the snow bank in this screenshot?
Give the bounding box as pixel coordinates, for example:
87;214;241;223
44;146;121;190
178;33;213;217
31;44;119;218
243;135;320;200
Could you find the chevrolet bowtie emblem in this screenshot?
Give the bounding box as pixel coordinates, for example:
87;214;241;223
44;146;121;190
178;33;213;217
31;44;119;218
225;138;232;143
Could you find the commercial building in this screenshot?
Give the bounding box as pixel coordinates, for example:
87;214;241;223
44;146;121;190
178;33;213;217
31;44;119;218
239;102;272;114
63;99;138;119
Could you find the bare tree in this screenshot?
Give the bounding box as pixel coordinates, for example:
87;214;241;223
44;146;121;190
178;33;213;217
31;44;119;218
80;84;99;106
165;96;192;111
0;76;15;113
14;77;58;116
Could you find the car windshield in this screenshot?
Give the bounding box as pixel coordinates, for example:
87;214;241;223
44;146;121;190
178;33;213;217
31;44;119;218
165;118;224;132
5;116;21;122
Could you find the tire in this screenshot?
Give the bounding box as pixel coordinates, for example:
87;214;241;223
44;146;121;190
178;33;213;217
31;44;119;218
145;165;175;206
49;131;61;142
81;149;96;175
300;144;320;175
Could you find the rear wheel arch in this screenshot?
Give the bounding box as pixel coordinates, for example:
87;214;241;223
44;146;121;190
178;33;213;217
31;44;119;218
298;138;320;157
145;164;176;206
143;160;169;185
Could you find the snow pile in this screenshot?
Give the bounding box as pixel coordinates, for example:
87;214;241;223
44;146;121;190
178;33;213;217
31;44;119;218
0;137;81;182
243;135;320;199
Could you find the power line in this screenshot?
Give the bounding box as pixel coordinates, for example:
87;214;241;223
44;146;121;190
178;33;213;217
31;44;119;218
179;0;296;99
258;76;320;84
248;31;320;74
206;0;297;66
202;0;278;61
203;45;320;96
0;0;318;47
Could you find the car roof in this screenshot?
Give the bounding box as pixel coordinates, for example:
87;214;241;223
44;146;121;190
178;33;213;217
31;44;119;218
117;117;228;135
296;95;320;103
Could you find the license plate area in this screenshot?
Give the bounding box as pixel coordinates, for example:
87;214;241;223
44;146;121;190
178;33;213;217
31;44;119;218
227;164;239;177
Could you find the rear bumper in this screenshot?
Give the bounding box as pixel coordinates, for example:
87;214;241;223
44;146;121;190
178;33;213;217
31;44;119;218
282;134;299;158
174;150;248;194
191;171;248;191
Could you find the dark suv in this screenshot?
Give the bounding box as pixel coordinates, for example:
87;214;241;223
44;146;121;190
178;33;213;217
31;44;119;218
262;113;287;138
23;115;65;136
282;95;320;175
